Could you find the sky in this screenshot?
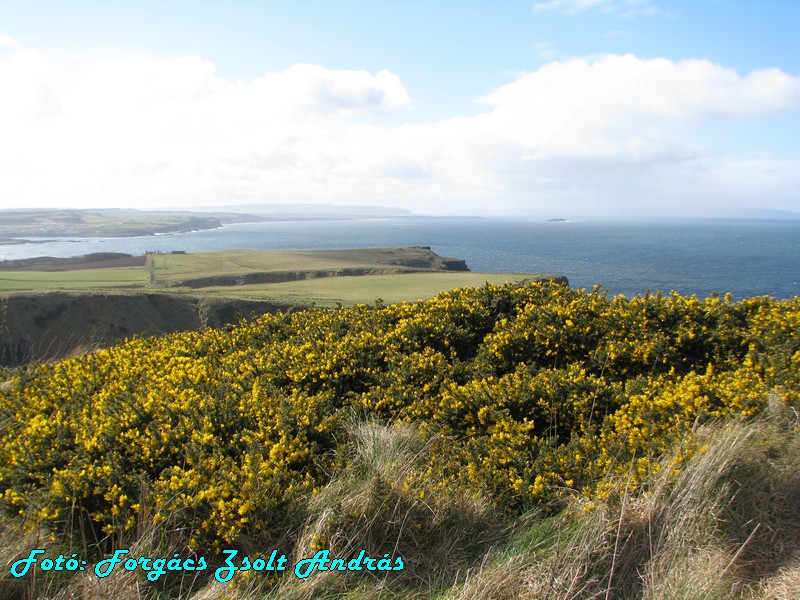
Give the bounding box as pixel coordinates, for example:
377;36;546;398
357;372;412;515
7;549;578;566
1;0;800;217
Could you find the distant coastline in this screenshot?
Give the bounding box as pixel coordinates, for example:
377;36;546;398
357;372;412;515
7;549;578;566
0;206;429;244
1;215;799;300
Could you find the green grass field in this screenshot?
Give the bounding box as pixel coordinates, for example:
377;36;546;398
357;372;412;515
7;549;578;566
197;272;547;306
0;247;559;305
147;247;466;283
0;267;150;291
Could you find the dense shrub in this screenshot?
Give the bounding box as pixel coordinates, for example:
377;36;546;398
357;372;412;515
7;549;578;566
0;281;797;555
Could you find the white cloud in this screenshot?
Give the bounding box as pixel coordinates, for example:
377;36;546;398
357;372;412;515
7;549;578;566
476;55;800;156
0;50;412;208
0;49;799;216
0;33;21;49
533;0;659;17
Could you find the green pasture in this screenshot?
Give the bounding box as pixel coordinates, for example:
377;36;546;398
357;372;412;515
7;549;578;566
197;271;554;306
0;247;558;305
148;246;457;283
149;249;377;283
0;267;149;291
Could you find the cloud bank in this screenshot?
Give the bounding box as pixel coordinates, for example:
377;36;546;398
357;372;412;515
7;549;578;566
1;45;799;216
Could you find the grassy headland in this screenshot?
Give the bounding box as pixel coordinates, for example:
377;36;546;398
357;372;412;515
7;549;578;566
0;206;414;244
0;208;263;241
0;246;557;298
0;247;563;365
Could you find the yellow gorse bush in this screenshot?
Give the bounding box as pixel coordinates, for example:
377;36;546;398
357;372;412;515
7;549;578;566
0;281;797;552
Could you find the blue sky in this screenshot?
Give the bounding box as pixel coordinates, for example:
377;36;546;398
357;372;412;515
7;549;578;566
1;0;799;216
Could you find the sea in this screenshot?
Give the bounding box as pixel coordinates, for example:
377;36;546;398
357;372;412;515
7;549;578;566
2;217;799;300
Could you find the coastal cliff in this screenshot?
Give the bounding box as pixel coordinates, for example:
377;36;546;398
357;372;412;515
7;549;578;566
0;293;298;367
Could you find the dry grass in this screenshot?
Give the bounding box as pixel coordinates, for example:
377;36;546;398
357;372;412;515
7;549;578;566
448;398;800;600
274;419;500;599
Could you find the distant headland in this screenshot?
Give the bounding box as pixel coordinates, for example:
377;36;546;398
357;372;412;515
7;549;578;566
0;205;417;244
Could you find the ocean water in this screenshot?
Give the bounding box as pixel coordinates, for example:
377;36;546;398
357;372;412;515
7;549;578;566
2;217;799;300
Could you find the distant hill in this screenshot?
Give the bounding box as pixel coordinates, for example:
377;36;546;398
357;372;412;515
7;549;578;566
0;208;263;240
195;203;414;218
0;206;416;242
0;252;144;271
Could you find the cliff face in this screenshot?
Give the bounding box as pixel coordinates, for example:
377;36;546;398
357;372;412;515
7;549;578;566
0;293;297;367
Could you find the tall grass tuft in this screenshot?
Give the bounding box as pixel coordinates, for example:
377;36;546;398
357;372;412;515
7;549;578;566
449;399;800;600
278;418;500;599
